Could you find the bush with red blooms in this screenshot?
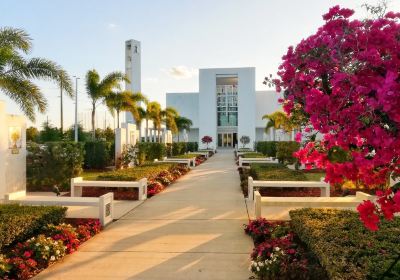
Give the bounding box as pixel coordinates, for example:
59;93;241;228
45;223;80;254
270;5;400;230
245;219;324;279
147;180;165;197
201;136;213;149
0;219;101;279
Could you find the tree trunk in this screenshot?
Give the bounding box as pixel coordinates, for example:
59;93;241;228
117;110;120;129
91;102;96;139
145;118;149;142
137;123;142;142
158;127;161;143
178;132;180;142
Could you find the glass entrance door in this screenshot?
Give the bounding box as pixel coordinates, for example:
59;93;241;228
218;133;237;148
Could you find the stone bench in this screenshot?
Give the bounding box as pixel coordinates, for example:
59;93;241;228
159;157;196;167
248;176;330;200
5;190;114;226
239;157;277;167
71;177;147;200
254;191;373;219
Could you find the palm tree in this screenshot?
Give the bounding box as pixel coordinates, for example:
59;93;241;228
161;107;179;142
262;111;297;141
0;27;73;121
132;106;146;142
174;116;192;142
85;69;128;138
105;90;148;129
105;91;131;128
146;101;162;142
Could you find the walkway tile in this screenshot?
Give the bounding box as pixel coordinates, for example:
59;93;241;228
35;150;252;280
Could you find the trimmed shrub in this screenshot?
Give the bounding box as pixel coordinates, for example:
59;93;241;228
0;205;66;250
186;142;198;152
290;208;400;280
276;141;300;164
84;141;113;169
241;152;265;158
137;142;166;162
172;142;186;156
97;163;176;181
250;163;324;181
256;141;278;157
27;142;84;191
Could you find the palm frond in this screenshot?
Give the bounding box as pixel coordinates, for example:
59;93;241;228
0;75;46;121
0;27;31;53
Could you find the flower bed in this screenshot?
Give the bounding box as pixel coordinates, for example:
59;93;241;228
0;214;101;279
245;218;327;279
290;208;400;280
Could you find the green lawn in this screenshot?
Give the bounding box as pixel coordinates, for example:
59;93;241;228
250;163;325;181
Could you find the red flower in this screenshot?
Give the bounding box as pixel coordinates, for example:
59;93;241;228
23;251;32;258
357;200;380;231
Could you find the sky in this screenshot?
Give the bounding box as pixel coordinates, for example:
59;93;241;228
1;0;399;129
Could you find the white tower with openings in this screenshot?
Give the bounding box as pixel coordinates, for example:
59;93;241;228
125;39;141;123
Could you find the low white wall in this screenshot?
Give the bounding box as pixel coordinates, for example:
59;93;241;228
0;101;26;199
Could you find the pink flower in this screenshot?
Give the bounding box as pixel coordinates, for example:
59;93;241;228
357;200;380;231
295;132;302;143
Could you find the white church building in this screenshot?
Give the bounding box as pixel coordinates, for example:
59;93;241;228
124;39;292;148
167;67;293;148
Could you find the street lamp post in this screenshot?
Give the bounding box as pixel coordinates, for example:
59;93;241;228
73;76;80;142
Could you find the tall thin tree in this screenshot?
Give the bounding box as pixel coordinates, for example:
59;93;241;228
85;69;128;138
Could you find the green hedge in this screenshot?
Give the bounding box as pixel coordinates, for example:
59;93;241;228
137;142;166;162
0;204;66;250
186;142;198;152
172;142;186;156
276;141;300;164
84;140;113;169
97;163;175;181
250;163;325;181
256;141;277;157
241;152;265;158
27;141;84;191
290;208;400;280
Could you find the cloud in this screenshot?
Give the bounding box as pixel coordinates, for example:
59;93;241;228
107;23;118;30
164;66;198;80
144;77;158;83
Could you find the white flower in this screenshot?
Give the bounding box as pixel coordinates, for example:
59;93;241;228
256;267;260;272
45;246;50;251
56;250;60;255
50;255;55;261
35;243;40;247
384;124;390;130
258;262;264;267
274;247;280;252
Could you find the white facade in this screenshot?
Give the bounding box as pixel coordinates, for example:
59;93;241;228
0;101;26;199
167;67;289;148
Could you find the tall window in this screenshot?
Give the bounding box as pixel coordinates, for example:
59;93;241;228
216;76;238;126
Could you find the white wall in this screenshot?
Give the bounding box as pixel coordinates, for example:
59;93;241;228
198;69;218;148
255;90;282;128
237;67;256;145
166;92;199;128
0;101;26;198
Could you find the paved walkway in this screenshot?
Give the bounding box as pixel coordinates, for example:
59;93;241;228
36;150;252;280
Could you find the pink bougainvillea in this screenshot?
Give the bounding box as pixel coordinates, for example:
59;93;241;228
272;6;400;229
